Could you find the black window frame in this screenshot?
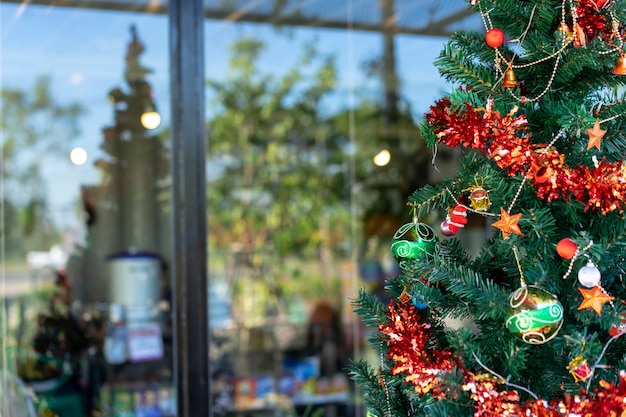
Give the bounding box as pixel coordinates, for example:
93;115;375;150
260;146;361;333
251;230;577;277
169;1;210;416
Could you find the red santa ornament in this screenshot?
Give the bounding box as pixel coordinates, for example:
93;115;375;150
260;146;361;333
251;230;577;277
441;204;468;236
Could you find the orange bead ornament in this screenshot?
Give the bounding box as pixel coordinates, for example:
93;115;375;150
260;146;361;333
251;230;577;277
485;28;505;48
556;238;578;259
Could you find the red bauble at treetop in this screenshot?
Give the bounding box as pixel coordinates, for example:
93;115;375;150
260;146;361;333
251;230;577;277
556;238;578;259
485;28;505;48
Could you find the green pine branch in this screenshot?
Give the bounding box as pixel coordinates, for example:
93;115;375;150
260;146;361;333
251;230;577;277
435;39;496;95
352;288;388;328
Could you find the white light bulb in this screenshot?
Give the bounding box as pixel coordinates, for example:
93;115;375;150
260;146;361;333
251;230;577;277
373;149;391;166
578;261;601;288
69;147;88;166
141;111;161;130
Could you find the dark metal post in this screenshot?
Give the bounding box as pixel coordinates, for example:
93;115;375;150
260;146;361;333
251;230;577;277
169;1;210;416
380;0;399;127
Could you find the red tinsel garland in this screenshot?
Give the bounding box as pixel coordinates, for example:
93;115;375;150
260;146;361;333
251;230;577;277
575;0;615;42
381;299;626;416
380;300;459;398
424;98;626;214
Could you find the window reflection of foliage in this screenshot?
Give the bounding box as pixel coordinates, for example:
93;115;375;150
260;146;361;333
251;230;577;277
206;37;348;271
1;76;83;258
331;101;425;219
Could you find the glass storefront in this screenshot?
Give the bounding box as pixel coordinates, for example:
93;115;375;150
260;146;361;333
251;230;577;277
0;1;479;416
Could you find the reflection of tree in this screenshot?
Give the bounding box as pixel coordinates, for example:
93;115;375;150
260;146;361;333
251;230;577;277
331;101;425;232
0;76;83;258
207;37;349;378
206;36;428;381
206;36;427;300
207;38;348;266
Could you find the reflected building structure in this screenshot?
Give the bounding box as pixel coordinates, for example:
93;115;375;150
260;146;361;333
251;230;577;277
75;25;170;308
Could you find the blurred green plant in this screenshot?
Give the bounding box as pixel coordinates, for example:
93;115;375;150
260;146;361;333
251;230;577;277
1;76;84;259
206;38;348;263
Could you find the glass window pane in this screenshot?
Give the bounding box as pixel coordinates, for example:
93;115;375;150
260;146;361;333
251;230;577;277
205;20;358;416
204;3;459;415
1;3;174;416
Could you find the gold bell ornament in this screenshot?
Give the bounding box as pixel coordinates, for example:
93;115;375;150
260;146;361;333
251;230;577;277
530;162;554;184
502;68;519;88
613;53;626;76
557;22;573;40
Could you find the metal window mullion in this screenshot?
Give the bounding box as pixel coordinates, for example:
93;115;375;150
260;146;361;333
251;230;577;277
169;1;210;416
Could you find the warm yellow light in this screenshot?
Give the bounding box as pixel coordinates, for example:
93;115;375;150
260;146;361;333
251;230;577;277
69;147;88;166
373;149;391;166
141;111;161;130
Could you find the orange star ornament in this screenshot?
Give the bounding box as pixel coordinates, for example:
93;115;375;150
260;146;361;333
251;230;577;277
587;120;606;151
491;207;523;239
577;286;614;315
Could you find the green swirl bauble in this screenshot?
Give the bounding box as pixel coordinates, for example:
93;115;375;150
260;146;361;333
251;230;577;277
505;286;563;345
390;222;437;266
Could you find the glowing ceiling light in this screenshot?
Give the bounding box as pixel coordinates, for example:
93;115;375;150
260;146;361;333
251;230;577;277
373;149;391;166
141;111;161;130
70;147;88;166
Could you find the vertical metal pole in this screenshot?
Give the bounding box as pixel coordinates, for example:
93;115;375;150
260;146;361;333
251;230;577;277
380;0;399;127
169;1;209;416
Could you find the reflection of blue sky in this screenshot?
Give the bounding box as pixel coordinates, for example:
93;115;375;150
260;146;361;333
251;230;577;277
1;3;450;233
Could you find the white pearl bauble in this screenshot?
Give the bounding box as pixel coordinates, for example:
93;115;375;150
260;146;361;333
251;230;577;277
578;261;601;288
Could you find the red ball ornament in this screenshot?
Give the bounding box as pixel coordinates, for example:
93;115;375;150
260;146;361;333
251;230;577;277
485;28;505;48
609;316;626;337
556;238;578;259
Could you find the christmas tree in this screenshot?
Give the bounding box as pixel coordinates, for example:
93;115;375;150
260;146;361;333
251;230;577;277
350;1;626;415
